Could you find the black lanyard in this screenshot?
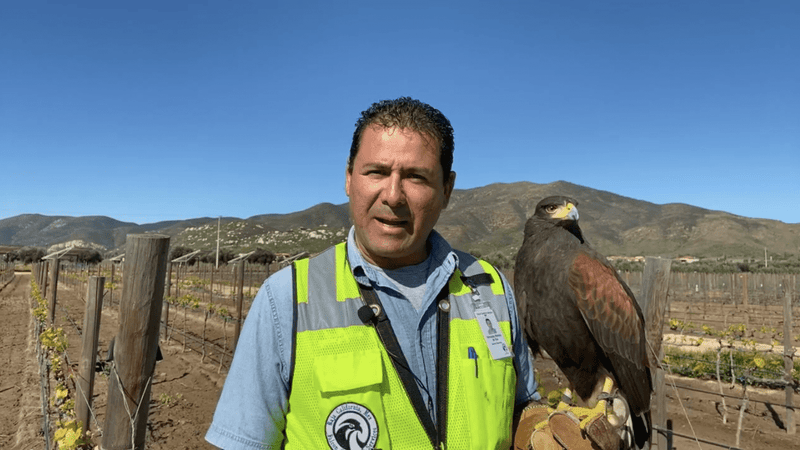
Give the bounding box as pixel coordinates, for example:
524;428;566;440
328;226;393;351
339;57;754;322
357;283;450;449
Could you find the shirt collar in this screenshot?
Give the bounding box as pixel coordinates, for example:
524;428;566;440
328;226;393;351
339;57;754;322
346;226;459;289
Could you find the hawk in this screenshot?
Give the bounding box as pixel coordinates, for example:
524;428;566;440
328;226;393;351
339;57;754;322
514;196;652;448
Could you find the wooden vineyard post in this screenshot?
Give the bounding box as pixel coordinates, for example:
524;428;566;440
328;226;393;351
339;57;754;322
175;263;181;299
637;257;672;450
163;261;172;341
167;261;173;297
110;262;116;307
210;265;215;305
102;234;170;450
200;263;206;302
41;260;49;303
247;264;252;297
784;279;796;435
742;273;749;306
76;276;105;437
234;260;245;349
48;258;60;324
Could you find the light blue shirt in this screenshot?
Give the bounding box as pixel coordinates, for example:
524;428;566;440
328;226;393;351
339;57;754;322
206;227;539;449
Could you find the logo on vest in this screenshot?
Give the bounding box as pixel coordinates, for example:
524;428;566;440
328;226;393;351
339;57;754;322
325;402;379;450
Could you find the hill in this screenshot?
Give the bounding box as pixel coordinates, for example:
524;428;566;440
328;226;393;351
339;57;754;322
1;181;798;260
440;181;800;261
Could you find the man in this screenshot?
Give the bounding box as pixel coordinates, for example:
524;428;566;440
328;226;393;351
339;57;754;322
206;97;539;449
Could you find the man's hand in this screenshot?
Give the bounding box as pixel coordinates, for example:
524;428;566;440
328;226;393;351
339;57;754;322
513;401;550;450
512;400;621;450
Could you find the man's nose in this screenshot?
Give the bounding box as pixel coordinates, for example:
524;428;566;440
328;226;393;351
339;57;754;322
381;173;405;206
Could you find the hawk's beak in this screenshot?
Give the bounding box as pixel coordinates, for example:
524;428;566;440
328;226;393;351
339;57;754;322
555;203;579;221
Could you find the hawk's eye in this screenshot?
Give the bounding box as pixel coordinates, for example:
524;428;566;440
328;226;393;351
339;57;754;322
544;205;558;213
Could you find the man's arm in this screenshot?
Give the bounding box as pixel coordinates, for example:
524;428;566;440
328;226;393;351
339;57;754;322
205;266;294;450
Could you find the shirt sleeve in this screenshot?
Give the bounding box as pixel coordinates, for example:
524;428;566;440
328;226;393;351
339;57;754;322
205;266;294;449
499;271;541;404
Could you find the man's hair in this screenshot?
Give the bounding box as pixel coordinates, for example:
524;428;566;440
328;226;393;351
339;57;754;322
347;97;454;183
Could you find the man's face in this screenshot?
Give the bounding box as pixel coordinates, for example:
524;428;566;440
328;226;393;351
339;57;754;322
345;125;455;269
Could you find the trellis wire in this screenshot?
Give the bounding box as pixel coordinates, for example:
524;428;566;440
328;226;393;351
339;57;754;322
664;352;799;391
653;422;743;450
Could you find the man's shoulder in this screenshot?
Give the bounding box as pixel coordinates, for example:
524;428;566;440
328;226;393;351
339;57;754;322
260;263;295;301
450;248;489;271
448;248;511;290
261;241;345;298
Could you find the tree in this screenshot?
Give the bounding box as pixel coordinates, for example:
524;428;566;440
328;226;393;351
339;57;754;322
75;248;103;264
198;251;214;264
4;250;17;263
170;246;197;265
218;250;235;265
16;247;46;264
198;249;234;265
247;248;276;266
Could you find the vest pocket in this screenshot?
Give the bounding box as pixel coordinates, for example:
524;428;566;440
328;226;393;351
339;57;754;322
313;350;389;449
459;353;515;447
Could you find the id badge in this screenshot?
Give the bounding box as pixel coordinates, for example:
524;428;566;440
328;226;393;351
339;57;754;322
474;306;513;360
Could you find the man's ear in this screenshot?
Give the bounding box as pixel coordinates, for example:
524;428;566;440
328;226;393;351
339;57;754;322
345;167;352;197
443;171;456;208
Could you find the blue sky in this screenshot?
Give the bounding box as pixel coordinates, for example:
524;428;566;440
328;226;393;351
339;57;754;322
2;1;798;225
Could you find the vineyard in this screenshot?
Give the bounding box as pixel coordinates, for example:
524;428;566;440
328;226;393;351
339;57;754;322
60;259;273;373
0;238;277;450
0;244;798;449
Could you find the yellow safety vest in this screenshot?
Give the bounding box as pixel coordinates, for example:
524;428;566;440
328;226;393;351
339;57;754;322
284;243;517;449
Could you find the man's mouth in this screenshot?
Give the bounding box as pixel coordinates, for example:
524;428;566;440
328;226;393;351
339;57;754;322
376;217;408;227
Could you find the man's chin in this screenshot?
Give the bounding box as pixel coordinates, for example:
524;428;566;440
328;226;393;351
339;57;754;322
362;244;427;269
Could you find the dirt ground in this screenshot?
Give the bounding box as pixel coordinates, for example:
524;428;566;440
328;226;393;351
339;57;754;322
1;273;223;450
1;274;798;449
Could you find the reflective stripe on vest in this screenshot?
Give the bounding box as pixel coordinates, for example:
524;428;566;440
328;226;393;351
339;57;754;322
284;243;516;449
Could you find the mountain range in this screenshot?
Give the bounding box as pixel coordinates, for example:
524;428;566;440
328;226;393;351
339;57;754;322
2;181;798;260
